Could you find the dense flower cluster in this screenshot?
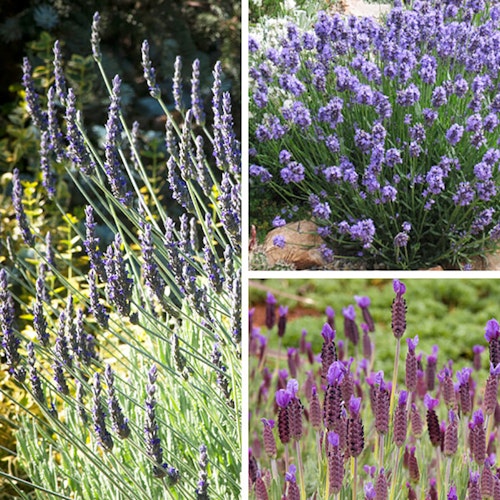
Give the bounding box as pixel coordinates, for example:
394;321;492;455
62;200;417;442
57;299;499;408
250;0;500;268
249;280;500;498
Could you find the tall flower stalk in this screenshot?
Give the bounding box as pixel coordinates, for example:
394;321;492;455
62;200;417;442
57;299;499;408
2;11;240;499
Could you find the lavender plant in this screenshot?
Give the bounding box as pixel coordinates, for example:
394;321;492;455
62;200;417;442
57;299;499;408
250;0;500;269
1;11;240;499
249;280;500;499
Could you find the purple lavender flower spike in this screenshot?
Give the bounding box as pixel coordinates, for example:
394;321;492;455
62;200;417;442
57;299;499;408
104;233;133;318
278;305;288;338
27;342;44;404
21;57;47;129
265;292;277;330
105;364;130;439
39;130;56;199
52;40;67;103
88;268;109;328
65;89;95;175
103;75;131;205
191;59;206;125
140;222;166;301
173;56;183;111
195;444;209;498
144;365;168;478
12;169;34;246
92;372;113;451
141;40;161;99
91;12;102;62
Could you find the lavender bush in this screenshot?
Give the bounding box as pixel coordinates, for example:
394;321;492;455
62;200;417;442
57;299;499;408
249;0;500;269
0;12;240;499
249;280;500;498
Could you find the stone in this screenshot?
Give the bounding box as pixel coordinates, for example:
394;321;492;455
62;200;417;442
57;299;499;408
252;220;327;270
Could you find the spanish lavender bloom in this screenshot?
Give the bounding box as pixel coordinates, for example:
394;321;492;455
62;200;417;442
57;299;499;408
254;472;268;500
470;409;486;464
457;367;473;415
276;389;291;444
374;375;390;435
424;394;441;446
392;280;407;340
343;304;359;346
408;447;420;483
393;391;408;447
105;364;130;439
425;345;438;391
325;432;344;494
277;305;288;338
472;345;485;371
21;57;47;129
12;169;34;246
65;89;95;175
104;233;133;317
347;395;364;457
325;306;335;331
141;40;160;99
375;469;388;500
261;418;277;459
468;472;482;500
265;292;276;330
410;403;423;438
355;296;374;332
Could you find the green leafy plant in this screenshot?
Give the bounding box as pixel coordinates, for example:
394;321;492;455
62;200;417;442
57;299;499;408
1;11;240;499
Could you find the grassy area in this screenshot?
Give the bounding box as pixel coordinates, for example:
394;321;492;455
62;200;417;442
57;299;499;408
250;278;500;381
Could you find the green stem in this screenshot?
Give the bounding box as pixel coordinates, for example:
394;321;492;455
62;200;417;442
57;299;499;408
389;338;401;423
296;439;306;500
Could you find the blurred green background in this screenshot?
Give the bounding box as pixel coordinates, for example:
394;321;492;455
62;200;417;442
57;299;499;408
249;278;500;375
